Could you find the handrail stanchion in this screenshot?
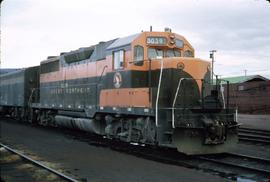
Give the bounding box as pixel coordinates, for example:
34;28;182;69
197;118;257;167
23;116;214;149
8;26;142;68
155;59;164;127
172;78;185;128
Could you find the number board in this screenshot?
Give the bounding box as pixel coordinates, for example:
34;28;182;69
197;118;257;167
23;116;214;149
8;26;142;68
146;37;167;45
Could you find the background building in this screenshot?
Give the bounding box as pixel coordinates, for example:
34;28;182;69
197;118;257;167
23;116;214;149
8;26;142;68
219;75;270;114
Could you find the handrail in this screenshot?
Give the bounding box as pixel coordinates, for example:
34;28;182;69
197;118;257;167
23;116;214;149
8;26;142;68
172;78;189;128
216;78;230;110
171;78;233;128
219;82;226;109
235;108;238;123
96;65;108;107
155;59;164;127
172;78;200;128
28;88;37;107
98;65;108;84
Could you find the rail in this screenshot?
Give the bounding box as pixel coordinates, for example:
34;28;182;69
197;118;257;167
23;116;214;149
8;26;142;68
198;152;270;175
0;143;80;182
238;127;270;144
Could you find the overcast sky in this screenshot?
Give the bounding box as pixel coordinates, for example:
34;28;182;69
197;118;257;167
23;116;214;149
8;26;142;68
1;0;270;78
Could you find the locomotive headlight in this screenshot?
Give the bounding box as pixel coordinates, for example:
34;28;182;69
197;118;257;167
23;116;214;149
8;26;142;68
170;34;175;39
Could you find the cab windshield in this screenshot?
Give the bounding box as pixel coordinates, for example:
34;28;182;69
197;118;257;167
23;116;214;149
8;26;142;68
167;49;181;57
148;48;163;59
148;48;181;59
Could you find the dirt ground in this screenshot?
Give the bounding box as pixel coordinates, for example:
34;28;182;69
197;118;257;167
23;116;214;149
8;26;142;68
0;119;229;182
1;114;269;182
0;147;67;182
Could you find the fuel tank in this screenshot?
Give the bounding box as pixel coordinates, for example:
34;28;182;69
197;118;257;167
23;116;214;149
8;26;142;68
55;115;105;135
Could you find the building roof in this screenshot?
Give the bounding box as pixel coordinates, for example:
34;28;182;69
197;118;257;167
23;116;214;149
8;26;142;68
216;75;269;84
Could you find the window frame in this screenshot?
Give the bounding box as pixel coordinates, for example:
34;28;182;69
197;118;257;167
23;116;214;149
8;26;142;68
238;85;244;91
175;39;184;48
133;45;144;64
148;48;164;59
113;49;125;70
166;49;181;57
183;50;194;57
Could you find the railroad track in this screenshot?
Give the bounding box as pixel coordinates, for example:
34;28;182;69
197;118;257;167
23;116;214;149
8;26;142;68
115;143;270;181
39;125;270;181
65;130;270;181
198;152;270;176
238;127;270;144
0;143;80;182
1;119;270;181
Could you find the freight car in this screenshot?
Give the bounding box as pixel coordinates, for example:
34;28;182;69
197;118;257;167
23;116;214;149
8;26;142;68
0;30;238;155
0;67;39;118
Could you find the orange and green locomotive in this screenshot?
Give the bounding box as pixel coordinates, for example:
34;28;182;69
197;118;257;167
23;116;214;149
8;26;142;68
0;30;238;154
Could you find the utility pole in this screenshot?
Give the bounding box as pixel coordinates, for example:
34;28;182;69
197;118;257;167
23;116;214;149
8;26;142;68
0;0;3;70
0;0;2;69
209;50;217;84
244;69;247;77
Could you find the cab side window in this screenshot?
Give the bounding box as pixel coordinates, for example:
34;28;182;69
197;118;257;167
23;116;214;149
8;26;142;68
113;50;124;69
183;50;194;57
134;45;144;62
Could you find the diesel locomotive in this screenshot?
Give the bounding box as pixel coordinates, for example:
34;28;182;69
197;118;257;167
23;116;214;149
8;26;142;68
0;30;238;154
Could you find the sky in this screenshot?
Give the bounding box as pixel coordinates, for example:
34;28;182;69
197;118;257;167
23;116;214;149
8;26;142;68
1;0;270;78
